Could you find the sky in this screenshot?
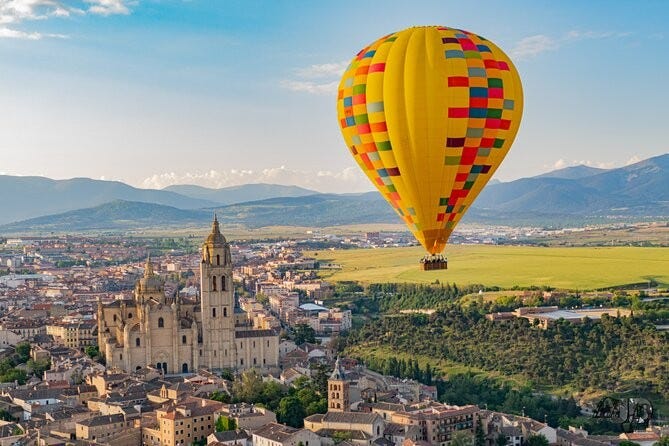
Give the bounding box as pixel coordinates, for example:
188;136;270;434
0;0;668;193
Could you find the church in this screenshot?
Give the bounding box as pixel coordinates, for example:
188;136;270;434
97;217;280;374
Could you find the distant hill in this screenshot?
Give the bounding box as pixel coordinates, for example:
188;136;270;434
0;176;216;224
0;194;398;233
0;200;211;233
536;165;609;180
1;154;667;233
164;183;318;205
212;192;396;228
476;154;669;216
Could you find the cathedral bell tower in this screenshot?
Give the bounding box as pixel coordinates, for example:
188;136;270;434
328;357;350;412
200;215;235;370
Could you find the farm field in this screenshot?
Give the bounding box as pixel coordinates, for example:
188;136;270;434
310;245;669;289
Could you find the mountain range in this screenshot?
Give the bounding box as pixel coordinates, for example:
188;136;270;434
1;153;667;233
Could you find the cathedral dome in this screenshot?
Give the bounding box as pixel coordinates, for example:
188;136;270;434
137;255;163;292
205;215;227;247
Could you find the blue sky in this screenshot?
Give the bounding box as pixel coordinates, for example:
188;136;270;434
0;0;667;192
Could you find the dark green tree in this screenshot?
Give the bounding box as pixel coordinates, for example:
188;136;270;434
293;324;316;345
526;434;549;446
215;415;237;432
276;396;306;428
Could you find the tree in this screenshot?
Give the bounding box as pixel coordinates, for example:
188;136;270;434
496;434;508;446
14;343;30;362
332;431;353;444
85;345;100;358
215;415;237;432
293;324;316;345
475;416;486;446
451;431;474;446
653;437;669;446
210;391;231;404
619;441;641;446
276;396;306;428
526;434;549;446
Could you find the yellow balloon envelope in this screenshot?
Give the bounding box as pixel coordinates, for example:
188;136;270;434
337;26;523;256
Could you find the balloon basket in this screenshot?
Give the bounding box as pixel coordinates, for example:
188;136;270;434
420;255;448;271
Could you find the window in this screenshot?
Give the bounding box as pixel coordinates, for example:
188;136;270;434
253;341;255;348
240;358;244;365
223;307;227;317
216;254;220;265
253;358;256;365
120;354;123;360
182;335;187;344
113;314;117;322
213;308;216;318
127;313;132;319
135;338;140;347
221;276;226;291
158;317;164;328
212;276;217;291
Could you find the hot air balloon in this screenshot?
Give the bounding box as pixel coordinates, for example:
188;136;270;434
336;26;523;270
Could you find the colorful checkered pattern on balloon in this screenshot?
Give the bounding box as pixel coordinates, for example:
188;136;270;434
337;27;517;230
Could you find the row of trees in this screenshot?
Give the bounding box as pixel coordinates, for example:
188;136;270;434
0;342;49;385
346;306;669;399
210;367;329;428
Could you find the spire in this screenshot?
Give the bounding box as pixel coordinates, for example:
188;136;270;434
212;213;220;233
205;214;226;246
144;254;154;278
330;356;346;381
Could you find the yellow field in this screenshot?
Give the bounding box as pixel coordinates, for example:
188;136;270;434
310;245;669;289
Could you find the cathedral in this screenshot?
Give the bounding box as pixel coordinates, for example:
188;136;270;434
97;217;279;374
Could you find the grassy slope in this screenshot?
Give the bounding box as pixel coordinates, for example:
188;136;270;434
310;245;669;289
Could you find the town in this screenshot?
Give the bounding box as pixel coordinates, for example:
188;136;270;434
0;219;666;446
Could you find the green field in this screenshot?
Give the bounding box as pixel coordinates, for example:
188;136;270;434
311;245;669;289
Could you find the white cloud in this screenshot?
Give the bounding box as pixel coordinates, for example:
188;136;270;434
546;158;617;171
552;159;567;170
0;25;66;39
512;29;632;61
511;35;559;60
281;60;348;95
0;0;130;40
280;79;339;95
140;166;372;193
294;62;347;79
85;0;130;16
625;155;641;165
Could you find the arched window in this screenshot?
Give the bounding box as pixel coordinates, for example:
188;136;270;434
113;314;117;322
135;338;140;347
216;254;220;265
158;317;164;328
212;308;216;318
182;335;187;344
182;363;189;373
223;307;227;317
127;313;132;319
221;276;226;291
212;276;217;291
